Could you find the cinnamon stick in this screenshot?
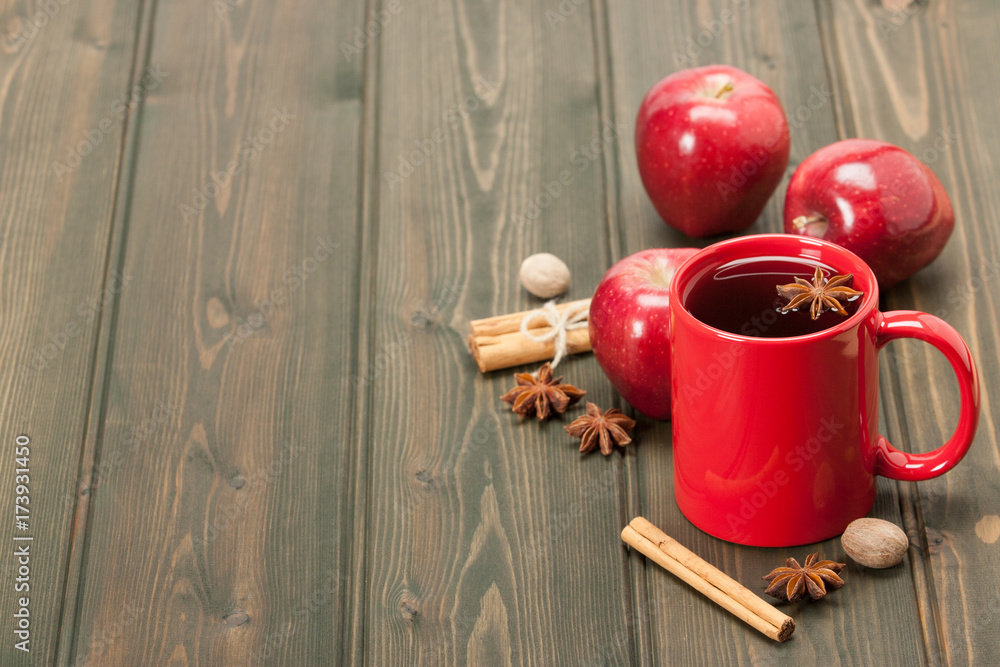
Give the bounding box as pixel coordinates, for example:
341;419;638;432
467;299;592;373
469;299;591;337
621;518;794;642
468;327;591;373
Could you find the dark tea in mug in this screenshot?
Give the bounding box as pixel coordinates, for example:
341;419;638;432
683;257;862;338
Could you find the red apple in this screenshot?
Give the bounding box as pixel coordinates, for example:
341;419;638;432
784;139;955;289
589;248;699;420
635;65;790;237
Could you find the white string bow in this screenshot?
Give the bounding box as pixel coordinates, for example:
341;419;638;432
519;298;591;371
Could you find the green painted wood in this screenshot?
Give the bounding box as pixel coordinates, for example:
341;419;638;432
819;1;1000;664
360;0;636;664
64;0;369;663
603;0;928;663
10;0;1000;664
0;0;145;662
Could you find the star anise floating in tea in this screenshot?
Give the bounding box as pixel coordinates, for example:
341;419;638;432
564;402;636;455
763;553;847;602
501;362;585;420
776;267;863;320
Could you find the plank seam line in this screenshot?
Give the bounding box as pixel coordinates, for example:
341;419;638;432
812;0;854;140
52;0;160;662
887;348;947;667
588;1;646;665
343;0;383;662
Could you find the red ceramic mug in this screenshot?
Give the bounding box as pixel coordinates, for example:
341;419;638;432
668;234;980;546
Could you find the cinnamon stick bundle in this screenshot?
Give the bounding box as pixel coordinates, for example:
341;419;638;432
467;299;591;373
621;517;795;642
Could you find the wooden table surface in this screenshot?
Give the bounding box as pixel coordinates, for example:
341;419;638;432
2;0;998;664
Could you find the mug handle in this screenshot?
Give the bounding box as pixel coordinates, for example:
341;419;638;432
873;311;980;481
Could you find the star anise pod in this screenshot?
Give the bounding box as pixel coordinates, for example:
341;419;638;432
500;362;585;420
564;402;636;455
763;553;846;602
776;267;863;320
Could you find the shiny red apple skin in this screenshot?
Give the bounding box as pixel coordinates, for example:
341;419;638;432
635;65;790;238
589;248;700;421
784;139;955;289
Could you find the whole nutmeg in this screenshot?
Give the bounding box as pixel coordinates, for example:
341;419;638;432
519;253;570;299
841;518;909;569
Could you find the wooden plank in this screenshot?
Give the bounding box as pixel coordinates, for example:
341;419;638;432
604;0;929;663
64;0;369;664
0;0;144;662
361;0;636;664
818;1;1000;664
589;4;653;664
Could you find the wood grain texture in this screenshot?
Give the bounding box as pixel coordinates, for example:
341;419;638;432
361;0;636;664
64;0;369;663
0;0;144;661
604;0;928;663
819;0;1000;664
5;0;999;664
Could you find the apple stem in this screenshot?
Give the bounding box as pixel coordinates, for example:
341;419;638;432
715;81;734;99
793;214;827;230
